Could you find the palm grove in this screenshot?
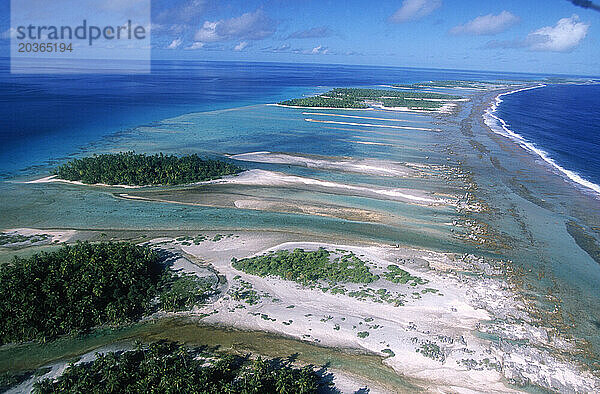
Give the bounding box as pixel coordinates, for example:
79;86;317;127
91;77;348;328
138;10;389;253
54;152;243;186
0;242;337;392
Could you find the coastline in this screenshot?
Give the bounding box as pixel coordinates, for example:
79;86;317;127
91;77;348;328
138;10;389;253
3;73;600;393
483;84;600;197
270;102;455;114
24;175;144;189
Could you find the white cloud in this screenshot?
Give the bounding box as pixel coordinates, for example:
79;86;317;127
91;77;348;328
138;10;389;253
194;9;276;43
234;41;249;51
167;38;183;49
526;15;589;52
451;11;520;35
305;45;329;55
185;41;205;50
390;0;442;23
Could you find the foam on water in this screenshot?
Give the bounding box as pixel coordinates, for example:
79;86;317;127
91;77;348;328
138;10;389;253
483;85;600;197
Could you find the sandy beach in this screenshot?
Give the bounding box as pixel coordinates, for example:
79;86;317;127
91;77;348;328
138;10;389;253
229;151;420;178
143;230;600;392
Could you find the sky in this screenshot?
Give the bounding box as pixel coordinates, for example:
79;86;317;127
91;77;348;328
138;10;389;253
1;0;599;75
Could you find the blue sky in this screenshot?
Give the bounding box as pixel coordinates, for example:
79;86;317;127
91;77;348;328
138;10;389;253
1;0;599;75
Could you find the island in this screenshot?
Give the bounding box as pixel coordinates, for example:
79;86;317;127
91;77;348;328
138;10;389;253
278;87;462;110
53;152;243;186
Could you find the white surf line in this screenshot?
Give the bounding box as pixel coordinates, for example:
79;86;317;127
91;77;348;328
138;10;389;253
302;112;425;123
349;141;394;147
304;118;434;131
484;84;600;196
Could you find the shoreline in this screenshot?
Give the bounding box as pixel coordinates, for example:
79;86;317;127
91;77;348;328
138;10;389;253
483;84;600;197
23;175;144;189
159;233;599;392
270;102;454;114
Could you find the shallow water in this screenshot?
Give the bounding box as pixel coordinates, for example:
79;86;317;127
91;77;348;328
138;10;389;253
0;318;423;392
1;62;600;383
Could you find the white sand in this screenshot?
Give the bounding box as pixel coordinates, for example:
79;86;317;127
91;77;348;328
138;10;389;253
268;103;373;111
154;231;599;393
25;175;143;189
1;228;76;246
202;169;450;205
229;151;419;178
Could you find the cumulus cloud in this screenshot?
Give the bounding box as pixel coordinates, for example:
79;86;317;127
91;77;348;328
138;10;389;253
167;38;183;49
194;9;276;43
185;42;205;50
451;11;520;35
390;0;442;23
287;26;333;39
234;41;249;51
307;45;329;55
526;15;589;52
484;15;589;52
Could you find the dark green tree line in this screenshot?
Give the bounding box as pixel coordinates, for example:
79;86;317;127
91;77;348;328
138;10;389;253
54;152;243;186
0;242;165;344
34;341;331;393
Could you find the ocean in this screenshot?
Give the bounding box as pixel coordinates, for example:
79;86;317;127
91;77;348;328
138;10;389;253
486;83;600;196
0;58;553;178
1;60;600;379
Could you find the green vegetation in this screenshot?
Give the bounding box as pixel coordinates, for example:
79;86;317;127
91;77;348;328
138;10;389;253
0;233;50;247
384;265;429;286
329;88;459;100
33;341;331;393
232;248;378;286
279;95;368;108
416;341;445;362
0;242;165;344
381;349;395;357
0;242;217;345
54;152;243;186
279;88;461;110
357;331;370;339
159;274;216;312
379;98;444;109
228;279;261;305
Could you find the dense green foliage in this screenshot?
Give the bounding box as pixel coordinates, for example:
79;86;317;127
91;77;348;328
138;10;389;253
54;152;243;186
232;248;378;285
279;87;460;110
383;265;428;286
279;96;368;108
34;341;330;393
0;242;164;344
159;274;216;312
328;88;460;100
379;98;443;110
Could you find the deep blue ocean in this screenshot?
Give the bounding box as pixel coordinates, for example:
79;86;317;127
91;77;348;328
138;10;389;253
495;84;600;195
0;58;560;178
